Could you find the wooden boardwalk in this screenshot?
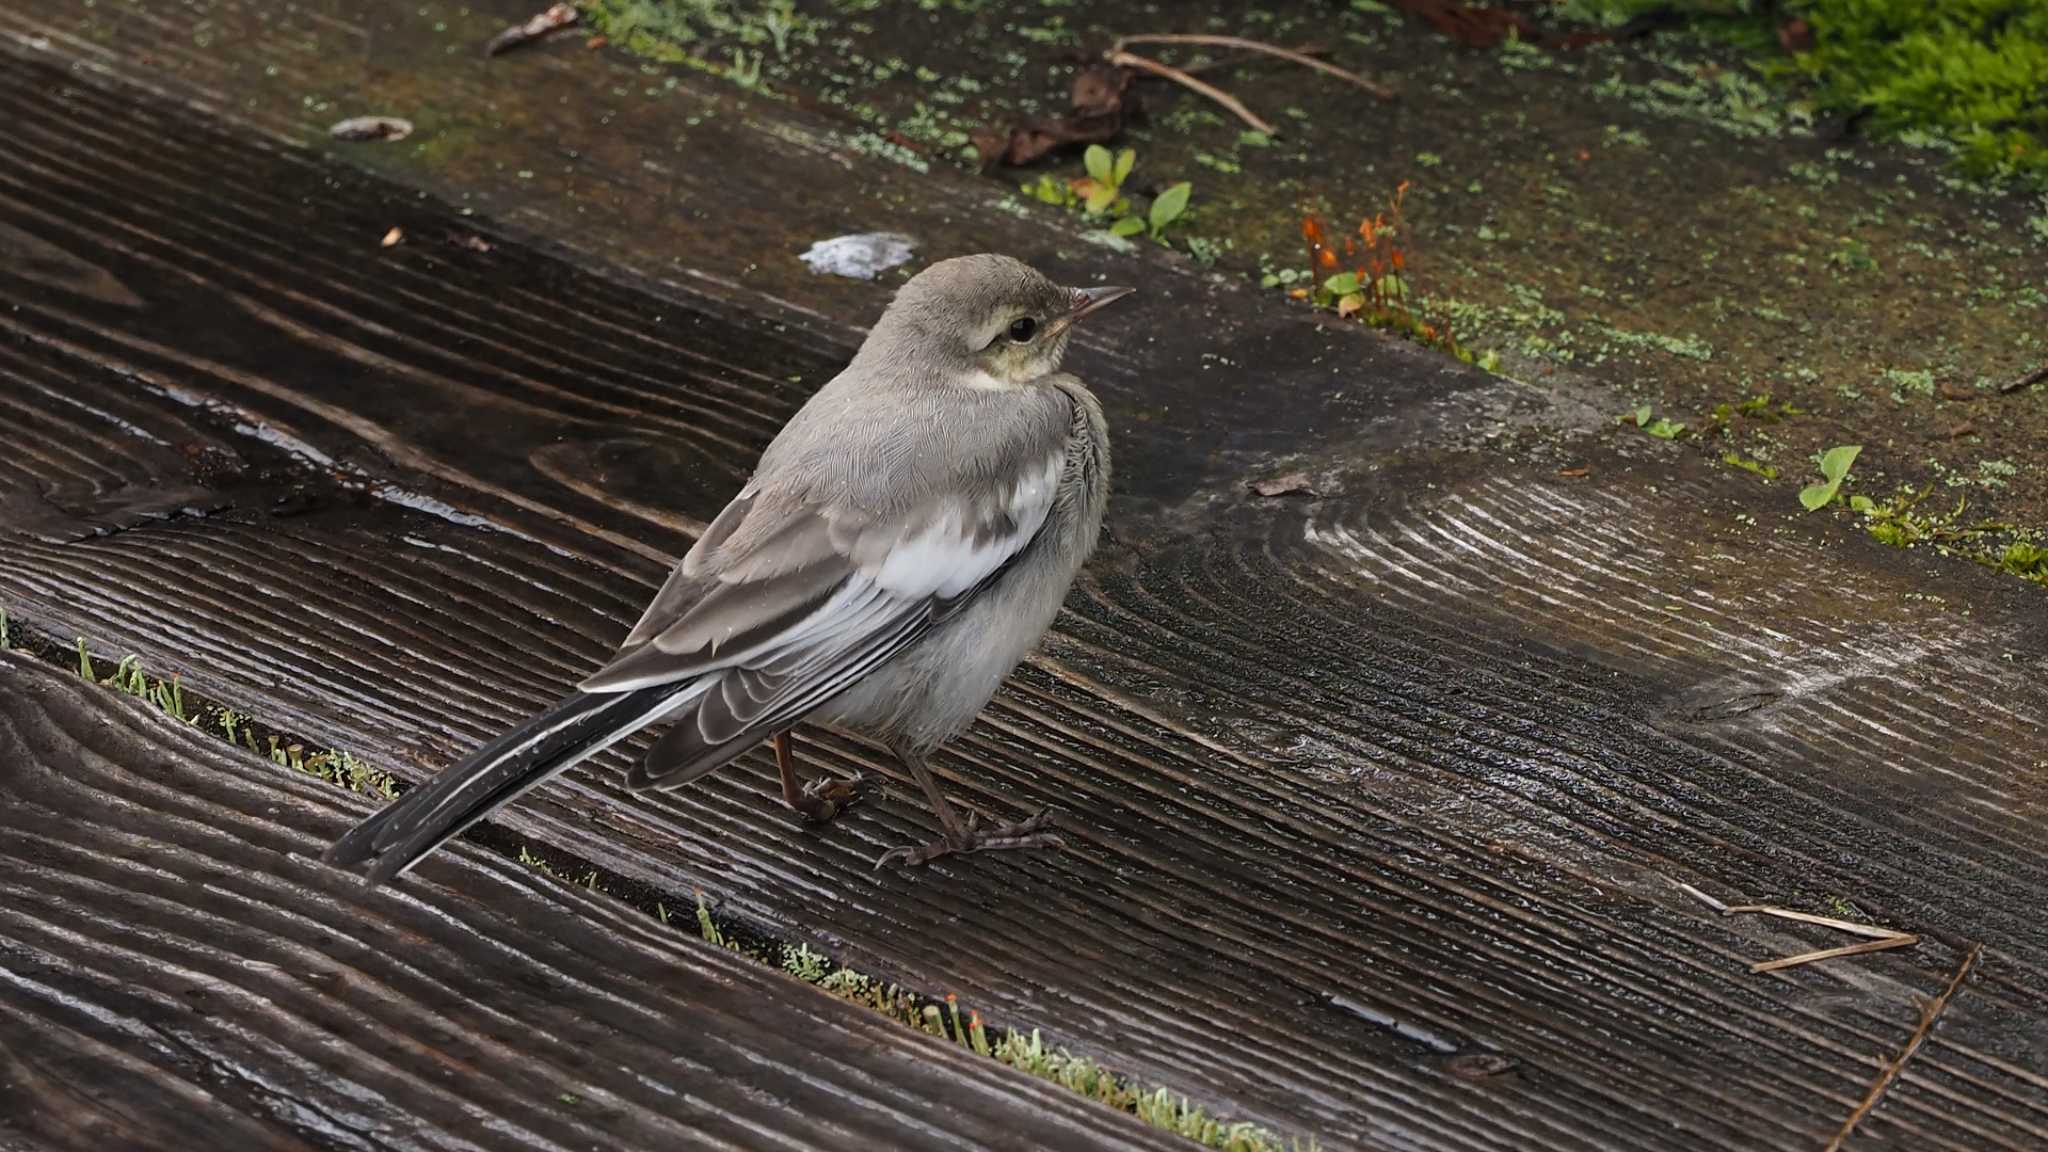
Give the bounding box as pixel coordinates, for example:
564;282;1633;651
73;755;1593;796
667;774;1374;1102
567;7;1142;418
2;3;2046;1149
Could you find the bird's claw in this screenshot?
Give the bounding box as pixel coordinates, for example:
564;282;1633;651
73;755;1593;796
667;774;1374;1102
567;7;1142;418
793;772;871;825
873;808;1065;869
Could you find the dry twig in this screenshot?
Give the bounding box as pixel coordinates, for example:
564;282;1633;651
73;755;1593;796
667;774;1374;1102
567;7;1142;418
1111;34;1394;100
1667;877;1730;913
485;3;579;58
1821;944;1982;1152
2001;363;2048;394
1749;935;1918;975
1669;880;1923;973
1105;50;1276;135
1721;905;1907;941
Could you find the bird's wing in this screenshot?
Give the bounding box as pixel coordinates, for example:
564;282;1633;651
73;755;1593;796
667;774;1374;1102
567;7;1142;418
579;444;1068;787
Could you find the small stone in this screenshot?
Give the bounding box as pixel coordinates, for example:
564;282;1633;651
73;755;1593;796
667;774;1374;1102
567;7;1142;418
800;232;917;281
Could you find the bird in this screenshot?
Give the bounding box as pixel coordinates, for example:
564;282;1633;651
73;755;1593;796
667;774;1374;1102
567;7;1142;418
325;254;1133;886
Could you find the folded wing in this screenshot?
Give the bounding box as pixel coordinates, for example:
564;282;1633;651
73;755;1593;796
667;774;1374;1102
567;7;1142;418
580;447;1067;789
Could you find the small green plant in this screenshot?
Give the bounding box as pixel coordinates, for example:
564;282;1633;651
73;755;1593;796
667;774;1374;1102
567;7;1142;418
584;0;816;83
727;48;764;90
1146;181;1192;241
679;889;1315;1150
1722;451;1779;480
1620;405;1687;440
1997;542;2048;583
1851;486;2010;546
695;888;729;948
1799;444;1862;510
1025;147;1194;245
1826;236;1877;273
1083;145;1136;217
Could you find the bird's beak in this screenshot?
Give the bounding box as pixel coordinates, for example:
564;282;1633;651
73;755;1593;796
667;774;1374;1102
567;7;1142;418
1050;285;1135;336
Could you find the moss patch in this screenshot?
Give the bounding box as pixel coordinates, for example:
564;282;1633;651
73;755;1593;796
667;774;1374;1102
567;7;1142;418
1564;0;2048;190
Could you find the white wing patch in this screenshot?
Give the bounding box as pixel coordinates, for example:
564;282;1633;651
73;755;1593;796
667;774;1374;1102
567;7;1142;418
585;450;1067;694
873;451;1062;599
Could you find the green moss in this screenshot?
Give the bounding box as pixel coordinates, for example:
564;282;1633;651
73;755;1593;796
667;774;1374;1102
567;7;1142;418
1786;1;2048;188
583;0;816;83
1722;451;1780;481
1559;0;2048;189
1849;487;2048;590
1996;542;2048;583
1;610;400;796
673;890;1320;1152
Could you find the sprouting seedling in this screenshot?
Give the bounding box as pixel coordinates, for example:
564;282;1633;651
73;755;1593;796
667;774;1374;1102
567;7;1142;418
1798;445;1862;511
728;48;764;90
1144;181;1192;242
1082;145;1135;216
1619;405;1686;440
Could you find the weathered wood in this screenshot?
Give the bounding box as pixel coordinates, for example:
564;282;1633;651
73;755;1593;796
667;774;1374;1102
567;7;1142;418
1;27;2046;1152
0;651;1193;1152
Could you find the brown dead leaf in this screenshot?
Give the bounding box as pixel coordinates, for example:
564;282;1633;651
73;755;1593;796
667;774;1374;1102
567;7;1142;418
1250;472;1317;498
1778;18;1814;54
1947;422;1977;440
1557;466;1592;478
1387;0;1534;49
329;116;414;143
2004;364;2048;393
975;62;1133;168
485;3;579;58
1938;380;1978;402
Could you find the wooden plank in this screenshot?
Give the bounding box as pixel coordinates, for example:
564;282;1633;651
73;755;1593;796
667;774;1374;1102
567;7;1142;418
2;33;2046;1152
0;651;1193;1152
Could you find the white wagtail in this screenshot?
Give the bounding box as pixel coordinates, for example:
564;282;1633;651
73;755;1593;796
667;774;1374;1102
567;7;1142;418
326;254;1133;884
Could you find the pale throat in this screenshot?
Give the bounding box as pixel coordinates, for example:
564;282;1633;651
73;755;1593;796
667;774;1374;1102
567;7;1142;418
956;366;1024;391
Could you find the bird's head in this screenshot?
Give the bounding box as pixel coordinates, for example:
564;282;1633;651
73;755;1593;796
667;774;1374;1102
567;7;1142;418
862;254;1134;388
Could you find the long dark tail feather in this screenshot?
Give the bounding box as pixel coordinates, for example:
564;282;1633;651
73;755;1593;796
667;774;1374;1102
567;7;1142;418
324;684;689;888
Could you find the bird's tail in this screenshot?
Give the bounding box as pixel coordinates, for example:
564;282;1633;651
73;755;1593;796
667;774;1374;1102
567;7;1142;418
324;682;701;888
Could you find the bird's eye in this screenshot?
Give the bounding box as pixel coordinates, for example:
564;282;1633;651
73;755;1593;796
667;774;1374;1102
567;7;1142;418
1006;317;1038;343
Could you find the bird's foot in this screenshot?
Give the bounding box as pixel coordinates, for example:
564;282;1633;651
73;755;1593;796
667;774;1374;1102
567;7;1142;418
791;772;871;825
873;808;1064;869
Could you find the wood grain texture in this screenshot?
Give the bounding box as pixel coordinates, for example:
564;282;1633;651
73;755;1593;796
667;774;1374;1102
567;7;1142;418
0;651;1192;1152
1;24;2045;1152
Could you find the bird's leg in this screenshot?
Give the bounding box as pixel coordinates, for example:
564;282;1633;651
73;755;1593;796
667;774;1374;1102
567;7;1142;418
773;729;866;824
874;746;1065;869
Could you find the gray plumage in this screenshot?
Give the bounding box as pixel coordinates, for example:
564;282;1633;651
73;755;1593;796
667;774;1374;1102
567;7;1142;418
326;254;1128;885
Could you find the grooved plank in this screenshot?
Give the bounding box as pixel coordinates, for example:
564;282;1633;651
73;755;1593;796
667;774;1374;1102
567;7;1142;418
1;29;2045;1152
0;652;1190;1152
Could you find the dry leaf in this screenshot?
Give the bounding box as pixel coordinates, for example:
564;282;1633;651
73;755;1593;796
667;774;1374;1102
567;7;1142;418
380;227;404;248
1250;472;1316;498
485;3;579;58
1557;466;1592;478
329;116;414;143
1387;0;1535;49
1937;380;1977;401
975;62;1133;168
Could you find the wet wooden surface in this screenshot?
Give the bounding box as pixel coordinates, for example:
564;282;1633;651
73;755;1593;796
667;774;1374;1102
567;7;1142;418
2;8;2047;1152
0;651;1189;1152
